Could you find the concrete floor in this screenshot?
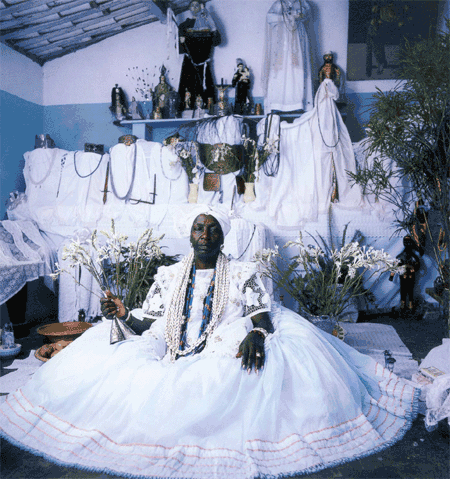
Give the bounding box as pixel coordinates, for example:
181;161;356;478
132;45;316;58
1;308;449;479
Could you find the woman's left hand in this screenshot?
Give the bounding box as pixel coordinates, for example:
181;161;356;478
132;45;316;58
236;331;265;375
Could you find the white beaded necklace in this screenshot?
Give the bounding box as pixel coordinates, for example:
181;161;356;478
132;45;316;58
27;149;58;186
165;250;230;362
109;143;137;201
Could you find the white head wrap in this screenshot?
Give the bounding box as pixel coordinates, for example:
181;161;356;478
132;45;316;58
173;205;232;238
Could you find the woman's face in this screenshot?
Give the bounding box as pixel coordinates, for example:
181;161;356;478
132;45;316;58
190;214;224;260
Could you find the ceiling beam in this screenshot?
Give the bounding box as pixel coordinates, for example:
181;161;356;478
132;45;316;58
1;0;144;39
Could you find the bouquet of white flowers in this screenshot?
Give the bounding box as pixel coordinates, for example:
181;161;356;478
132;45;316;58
51;220;178;309
254;227;403;319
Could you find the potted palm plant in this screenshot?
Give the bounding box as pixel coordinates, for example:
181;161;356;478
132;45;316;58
348;19;450;333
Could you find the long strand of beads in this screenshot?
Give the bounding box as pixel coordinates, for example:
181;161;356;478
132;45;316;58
165;251;229;361
27;149;58;186
109;143;138;201
74;151;105;178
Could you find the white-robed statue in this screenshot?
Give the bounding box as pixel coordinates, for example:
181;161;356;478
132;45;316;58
0;206;419;478
262;0;314;113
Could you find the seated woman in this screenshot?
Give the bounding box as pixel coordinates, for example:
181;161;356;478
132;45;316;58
0;206;419;479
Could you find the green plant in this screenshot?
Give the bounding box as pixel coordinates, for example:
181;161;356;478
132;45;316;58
348;19;450;330
254;225;401;318
51;220;178;310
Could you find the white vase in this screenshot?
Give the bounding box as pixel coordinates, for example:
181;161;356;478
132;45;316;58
188;183;198;203
243;182;256;203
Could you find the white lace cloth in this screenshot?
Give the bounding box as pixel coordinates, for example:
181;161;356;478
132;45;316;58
0;220;56;304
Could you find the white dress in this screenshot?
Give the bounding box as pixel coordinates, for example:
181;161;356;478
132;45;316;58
262;0;314;113
0;259;418;479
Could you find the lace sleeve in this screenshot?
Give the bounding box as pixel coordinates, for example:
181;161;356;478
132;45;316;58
239;264;271;318
142;281;165;320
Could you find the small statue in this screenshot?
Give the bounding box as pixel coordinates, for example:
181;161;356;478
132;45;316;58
216;80;231;116
129;97;144;120
153;106;163;119
195;95;203;110
110;84;129;121
232;58;251;114
318;51;341;89
185;89;192;110
153;65;173;118
389;235;421;314
194;95;204;118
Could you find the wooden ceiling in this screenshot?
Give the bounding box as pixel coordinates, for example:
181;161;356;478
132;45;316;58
0;0;209;65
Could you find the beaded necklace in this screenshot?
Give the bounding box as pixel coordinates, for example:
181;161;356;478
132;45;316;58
178;264;216;355
109;143;137;201
74;151;105;178
165;250;229;362
317;83;341;148
27;149;58;186
158;145;183;181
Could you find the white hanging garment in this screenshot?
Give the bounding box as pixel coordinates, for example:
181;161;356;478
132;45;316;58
262;0;314;113
252;80;363;229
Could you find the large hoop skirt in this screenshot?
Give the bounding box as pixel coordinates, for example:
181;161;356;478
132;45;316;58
0;304;418;478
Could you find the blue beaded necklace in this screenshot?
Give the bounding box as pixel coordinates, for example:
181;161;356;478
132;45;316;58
178;264;216;356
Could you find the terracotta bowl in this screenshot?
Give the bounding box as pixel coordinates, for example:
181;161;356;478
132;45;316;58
37;321;92;344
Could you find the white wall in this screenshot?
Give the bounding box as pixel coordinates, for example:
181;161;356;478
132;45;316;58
0;43;43;105
43;0;404;106
4;0;446;106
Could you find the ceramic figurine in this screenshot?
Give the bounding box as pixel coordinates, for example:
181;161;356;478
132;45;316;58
129;97;144;120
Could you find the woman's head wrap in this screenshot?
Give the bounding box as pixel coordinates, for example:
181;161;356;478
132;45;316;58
173;205;232;238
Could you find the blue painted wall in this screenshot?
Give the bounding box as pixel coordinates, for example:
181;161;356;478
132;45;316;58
43;103;132;152
0;90;44;219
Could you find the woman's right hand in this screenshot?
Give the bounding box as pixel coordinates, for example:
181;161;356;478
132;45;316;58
100;291;127;319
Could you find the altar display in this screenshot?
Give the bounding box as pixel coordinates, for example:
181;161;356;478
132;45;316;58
250;79;363;229
262;0;314;113
177;115;246;208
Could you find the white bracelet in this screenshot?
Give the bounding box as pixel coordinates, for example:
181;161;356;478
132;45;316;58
250;327;269;340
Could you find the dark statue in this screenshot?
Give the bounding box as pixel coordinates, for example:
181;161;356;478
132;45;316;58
318;51;341;88
390;235;421;314
178;1;221;113
232;58;251;114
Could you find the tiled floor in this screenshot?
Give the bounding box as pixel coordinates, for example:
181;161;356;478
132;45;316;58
1;308;449;479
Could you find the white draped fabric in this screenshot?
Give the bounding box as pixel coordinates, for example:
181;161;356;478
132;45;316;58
19;142;189;235
262;0;314;113
0;260;419;478
252;80;363;229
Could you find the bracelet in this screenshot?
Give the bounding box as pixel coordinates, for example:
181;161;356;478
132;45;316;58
250;327;269;340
